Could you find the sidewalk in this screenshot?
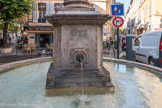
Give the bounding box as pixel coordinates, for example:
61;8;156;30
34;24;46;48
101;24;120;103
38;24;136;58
0;44;120;65
0;44;47;65
0;54;41;65
103;45;118;58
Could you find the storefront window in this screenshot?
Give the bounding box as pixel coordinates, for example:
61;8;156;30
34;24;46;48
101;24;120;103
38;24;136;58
30;34;35;40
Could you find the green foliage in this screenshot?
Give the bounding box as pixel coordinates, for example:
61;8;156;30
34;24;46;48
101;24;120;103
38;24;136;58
0;0;33;47
0;0;33;26
103;42;107;48
114;40;117;44
0;22;3;30
8;18;23;33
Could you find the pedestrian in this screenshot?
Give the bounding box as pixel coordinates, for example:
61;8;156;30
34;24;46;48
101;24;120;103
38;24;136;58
9;37;11;45
106;36;110;50
0;38;2;47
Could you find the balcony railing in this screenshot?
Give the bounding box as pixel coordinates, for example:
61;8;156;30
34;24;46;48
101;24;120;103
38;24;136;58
38;18;46;23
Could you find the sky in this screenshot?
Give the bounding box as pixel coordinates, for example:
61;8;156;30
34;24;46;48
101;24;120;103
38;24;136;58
116;0;131;14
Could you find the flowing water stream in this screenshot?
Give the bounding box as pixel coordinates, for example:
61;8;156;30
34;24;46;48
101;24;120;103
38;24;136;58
81;62;84;96
37;55;44;73
74;62;90;106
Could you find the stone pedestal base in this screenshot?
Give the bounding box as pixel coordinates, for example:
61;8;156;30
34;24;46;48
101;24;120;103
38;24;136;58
46;63;114;96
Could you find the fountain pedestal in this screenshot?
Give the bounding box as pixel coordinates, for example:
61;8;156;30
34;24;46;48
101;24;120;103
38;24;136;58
45;0;114;94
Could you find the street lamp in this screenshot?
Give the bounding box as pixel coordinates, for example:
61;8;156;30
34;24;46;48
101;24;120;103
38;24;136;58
30;43;33;58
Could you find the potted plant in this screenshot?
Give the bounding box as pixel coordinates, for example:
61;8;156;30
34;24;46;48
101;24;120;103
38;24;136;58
103;42;107;49
0;47;13;54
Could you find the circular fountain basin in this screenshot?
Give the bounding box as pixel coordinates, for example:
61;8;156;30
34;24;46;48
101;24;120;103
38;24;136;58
0;61;161;108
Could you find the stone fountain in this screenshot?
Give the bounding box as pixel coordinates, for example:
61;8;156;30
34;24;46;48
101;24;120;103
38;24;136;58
45;0;114;94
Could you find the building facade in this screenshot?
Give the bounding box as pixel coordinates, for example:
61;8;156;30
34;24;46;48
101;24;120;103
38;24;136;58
25;0;64;47
124;0;162;35
91;0;115;41
25;0;115;46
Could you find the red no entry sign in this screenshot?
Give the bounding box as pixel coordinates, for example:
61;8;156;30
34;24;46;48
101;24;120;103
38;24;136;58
113;17;124;27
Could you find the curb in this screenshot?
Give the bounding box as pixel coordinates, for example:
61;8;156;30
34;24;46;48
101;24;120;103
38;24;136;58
103;57;162;75
0;57;52;74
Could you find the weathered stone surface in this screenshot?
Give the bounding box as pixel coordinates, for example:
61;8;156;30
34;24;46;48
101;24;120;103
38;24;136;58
61;25;98;69
46;63;113;88
45;0;113;89
46;14;112;25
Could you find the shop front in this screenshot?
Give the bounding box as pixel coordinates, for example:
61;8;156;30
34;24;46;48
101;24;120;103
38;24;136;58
26;26;53;48
35;33;53;47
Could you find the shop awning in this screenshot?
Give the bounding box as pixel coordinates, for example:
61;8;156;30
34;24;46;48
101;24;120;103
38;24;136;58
137;22;149;29
22;34;30;37
25;30;53;34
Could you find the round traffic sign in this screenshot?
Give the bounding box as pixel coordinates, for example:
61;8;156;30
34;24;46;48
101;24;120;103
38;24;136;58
113;17;124;27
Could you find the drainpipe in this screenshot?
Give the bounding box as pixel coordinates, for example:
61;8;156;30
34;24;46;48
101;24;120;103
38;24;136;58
151;0;155;31
27;0;30;27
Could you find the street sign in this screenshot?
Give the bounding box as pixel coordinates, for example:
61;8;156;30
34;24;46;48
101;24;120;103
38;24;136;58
112;17;124;27
146;25;151;28
111;4;124;59
111;4;124;16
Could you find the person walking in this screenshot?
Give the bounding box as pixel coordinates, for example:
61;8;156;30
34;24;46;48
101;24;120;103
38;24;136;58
106;36;110;50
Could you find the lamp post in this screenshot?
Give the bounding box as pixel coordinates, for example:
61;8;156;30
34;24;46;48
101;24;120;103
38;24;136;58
30;43;33;58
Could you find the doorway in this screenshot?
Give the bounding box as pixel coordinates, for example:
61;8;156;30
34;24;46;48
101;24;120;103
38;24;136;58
39;34;49;47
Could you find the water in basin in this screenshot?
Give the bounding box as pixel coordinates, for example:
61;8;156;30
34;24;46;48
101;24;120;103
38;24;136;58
0;62;161;108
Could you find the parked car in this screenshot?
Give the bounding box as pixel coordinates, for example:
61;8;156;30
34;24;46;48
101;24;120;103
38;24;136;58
133;31;162;67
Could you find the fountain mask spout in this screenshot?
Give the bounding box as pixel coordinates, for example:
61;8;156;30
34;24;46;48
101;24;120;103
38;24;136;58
76;54;84;63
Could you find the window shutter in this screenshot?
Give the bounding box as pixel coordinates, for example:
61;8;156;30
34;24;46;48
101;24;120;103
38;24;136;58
50;3;54;15
53;3;55;14
33;2;38;23
46;3;54;15
46;3;50;15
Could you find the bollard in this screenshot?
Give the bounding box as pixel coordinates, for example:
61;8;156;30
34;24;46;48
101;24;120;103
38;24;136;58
126;34;136;61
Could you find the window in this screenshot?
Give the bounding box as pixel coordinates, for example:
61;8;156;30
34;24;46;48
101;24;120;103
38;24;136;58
55;3;63;13
141;35;158;46
33;2;38;23
134;36;142;46
38;3;46;23
30;34;35;40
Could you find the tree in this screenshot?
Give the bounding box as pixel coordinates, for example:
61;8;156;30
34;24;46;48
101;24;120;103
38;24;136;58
0;0;33;48
8;18;24;38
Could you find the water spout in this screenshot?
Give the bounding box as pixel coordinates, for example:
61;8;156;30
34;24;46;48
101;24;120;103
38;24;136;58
73;55;91;105
37;50;46;73
81;62;84;95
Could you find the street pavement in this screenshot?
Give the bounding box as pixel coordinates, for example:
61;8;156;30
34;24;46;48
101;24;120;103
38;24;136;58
0;54;41;65
0;44;120;65
0;44;49;65
103;45;122;59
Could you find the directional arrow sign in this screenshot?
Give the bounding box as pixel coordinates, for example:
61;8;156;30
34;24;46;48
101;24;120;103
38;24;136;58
113;17;124;27
111;4;124;16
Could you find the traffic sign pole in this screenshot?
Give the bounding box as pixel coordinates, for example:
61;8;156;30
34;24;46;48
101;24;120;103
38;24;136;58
117;27;119;59
113;17;124;59
111;4;124;59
